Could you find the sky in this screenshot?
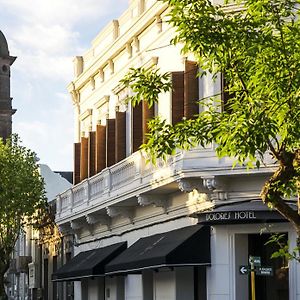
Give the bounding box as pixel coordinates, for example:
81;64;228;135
0;0;128;171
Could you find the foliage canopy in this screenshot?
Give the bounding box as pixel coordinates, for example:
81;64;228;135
120;0;300;247
0;135;46;298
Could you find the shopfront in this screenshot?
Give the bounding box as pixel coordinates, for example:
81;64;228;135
199;199;299;300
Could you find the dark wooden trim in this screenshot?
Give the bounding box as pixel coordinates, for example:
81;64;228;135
132;103;143;152
171;71;184;125
106;119;116;167
73;143;81;184
142;101;155;143
80;137;88;181
88;131;96;177
96;125;106;173
115;111;127;162
184;61;199;119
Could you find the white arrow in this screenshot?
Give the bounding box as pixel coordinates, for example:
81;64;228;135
240;266;248;275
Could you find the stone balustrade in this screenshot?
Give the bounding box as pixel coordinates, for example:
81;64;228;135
55;147;245;224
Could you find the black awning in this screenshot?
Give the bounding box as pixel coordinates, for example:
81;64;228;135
197;199;296;225
52;242;127;281
105;225;210;275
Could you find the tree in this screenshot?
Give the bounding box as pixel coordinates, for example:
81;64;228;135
120;0;300;254
0;135;47;299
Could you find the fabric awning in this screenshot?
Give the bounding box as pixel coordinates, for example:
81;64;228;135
105;225;210;275
52;242;127;281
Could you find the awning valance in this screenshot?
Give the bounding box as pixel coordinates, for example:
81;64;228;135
52;242;127;281
197;200;296;225
105;225;210;275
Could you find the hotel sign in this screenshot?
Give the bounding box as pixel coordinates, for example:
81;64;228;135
198;208;283;224
205;211;257;222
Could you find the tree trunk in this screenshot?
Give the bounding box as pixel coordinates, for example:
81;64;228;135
0;255;10;300
260;150;300;257
0;270;8;300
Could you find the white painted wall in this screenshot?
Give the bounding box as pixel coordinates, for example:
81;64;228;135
125;275;143;300
154;271;175;300
88;278;105;300
105;276;125;300
39;164;72;201
206;226;231;300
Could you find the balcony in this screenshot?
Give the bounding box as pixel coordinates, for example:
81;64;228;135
56;146;274;227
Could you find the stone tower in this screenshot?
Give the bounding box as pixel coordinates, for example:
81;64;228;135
0;30;16;140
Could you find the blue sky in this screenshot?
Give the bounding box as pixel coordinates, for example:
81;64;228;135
0;0;128;171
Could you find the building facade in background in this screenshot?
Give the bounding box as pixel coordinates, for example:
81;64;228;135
0;30;16;140
55;0;300;299
6;165;73;300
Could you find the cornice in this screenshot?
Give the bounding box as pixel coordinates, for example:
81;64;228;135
94;95;110;109
79;108;93;121
70;1;168;91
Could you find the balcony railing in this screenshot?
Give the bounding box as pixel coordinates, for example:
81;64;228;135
56;147;233;222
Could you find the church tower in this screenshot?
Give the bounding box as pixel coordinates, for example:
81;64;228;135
0;30;16;140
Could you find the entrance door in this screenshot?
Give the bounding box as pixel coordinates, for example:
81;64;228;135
248;233;289;300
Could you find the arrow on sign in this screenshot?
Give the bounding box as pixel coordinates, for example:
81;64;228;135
239;265;249;275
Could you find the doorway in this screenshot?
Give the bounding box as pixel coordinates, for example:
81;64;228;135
235;233;289;300
248;233;289;300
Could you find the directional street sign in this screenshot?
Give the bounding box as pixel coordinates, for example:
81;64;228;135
256;267;273;276
249;256;261;267
239;264;273;276
239;265;250;275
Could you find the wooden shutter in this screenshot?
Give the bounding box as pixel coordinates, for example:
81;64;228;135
171;72;184;125
184;60;199;119
88;131;96;177
80;137;88;181
95;125;106;173
142;101;154;143
106;119;116;167
73;143;81;184
115;111;126;162
132;102;143;152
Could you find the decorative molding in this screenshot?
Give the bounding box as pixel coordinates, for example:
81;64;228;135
126;42;132;59
69;82;80;105
112;20;119;40
94;95;110;109
70;220;84;231
155;15;162;33
188;190;211;204
73;56;83;77
142;56;159;69
106;206;134;222
108;59;114;75
85;213;111;226
70;2;168;91
79;108;93;121
137;194;168;213
138;0;145;15
112;83;124;95
133;36;140;53
202;176;225;191
90;76;95;90
214;191;228;201
202;176;228;201
98;68;104;82
177;178;204;193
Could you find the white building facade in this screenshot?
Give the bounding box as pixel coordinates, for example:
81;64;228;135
54;1;300;299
